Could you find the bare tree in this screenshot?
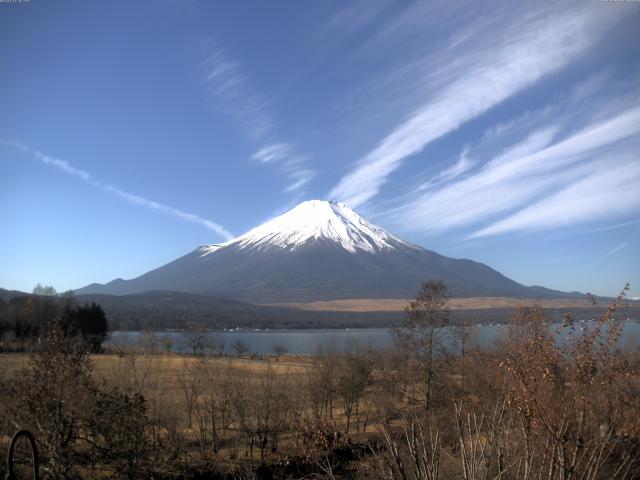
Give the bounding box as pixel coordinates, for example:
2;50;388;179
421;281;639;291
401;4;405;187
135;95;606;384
210;331;226;357
452;320;479;392
232;366;292;463
139;330;159;355
367;347;404;429
378;413;441;480
178;360;201;429
392;280;449;411
159;335;173;355
196;358;230;453
306;343;339;422
32;283;57;296
2;330;95;479
232;339;250;358
495;287;640;480
271;343;288;361
336;340;374;434
182;322;207;356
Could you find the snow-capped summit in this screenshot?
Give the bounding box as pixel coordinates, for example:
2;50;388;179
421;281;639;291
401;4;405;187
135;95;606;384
201;200;411;255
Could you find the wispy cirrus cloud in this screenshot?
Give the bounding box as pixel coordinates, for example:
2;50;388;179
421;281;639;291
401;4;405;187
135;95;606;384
329;4;622;208
201;41;315;196
201;44;273;140
252;143;291;164
414;147;477;193
469;158;640;238
315;0;394;49
577;220;640;236
3;140;234;240
251;143;315;194
382;105;640;238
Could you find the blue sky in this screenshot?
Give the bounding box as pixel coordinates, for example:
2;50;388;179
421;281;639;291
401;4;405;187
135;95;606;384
1;0;639;297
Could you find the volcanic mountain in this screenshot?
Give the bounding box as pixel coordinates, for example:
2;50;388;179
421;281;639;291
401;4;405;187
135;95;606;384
76;200;569;302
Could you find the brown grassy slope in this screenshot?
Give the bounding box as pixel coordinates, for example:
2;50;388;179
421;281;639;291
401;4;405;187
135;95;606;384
264;296;602;312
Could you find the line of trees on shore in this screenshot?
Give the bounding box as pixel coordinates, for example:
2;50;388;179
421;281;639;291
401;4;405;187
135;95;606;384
0;285;108;353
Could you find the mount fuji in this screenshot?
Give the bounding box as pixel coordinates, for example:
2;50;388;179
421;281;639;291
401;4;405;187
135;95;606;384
76;200;570;302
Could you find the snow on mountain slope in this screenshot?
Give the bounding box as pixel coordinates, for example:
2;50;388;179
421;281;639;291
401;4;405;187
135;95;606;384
198;244;223;256
76;199;575;302
199;200;413;255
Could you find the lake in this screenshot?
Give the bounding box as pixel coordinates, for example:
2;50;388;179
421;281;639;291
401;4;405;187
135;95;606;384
106;319;640;356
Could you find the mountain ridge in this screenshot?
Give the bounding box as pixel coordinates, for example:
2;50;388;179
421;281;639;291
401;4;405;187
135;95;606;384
76;200;579;302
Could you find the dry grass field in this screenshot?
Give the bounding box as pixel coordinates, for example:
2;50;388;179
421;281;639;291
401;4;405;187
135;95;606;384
266;296;600;311
0;350;337;476
0;351;313;378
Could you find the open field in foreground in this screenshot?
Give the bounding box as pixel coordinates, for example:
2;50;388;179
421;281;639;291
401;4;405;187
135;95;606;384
1;301;639;479
0;351;314;383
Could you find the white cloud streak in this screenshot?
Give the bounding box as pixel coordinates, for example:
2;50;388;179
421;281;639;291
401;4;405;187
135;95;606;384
201;45;273;140
386;106;640;236
201;42;315;196
252;143;291;164
584;242;629;269
324;0;392;34
5;142;234;240
34;151;93;182
329;5;619;208
602;243;629;259
470;158;640;238
99;184;234;240
424;147;476;187
577;220;640;236
251;142;315;193
283;167;315;193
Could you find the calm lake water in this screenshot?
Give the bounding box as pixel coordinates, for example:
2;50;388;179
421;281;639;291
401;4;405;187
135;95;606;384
106;319;640;356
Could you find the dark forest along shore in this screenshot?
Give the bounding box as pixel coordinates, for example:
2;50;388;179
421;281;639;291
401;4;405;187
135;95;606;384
106;319;640;355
